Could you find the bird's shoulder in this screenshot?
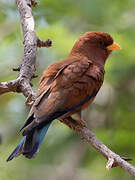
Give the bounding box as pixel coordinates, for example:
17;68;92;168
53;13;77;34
38;57;91;94
55;58;104;89
61;58;92;79
85;63;105;82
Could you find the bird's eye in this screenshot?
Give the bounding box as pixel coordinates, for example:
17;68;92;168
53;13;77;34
99;40;104;46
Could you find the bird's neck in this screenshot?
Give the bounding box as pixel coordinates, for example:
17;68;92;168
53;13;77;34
91;54;109;68
69;46;111;68
69;52;109;69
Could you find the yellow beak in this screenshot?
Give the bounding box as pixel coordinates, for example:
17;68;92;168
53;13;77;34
107;42;121;51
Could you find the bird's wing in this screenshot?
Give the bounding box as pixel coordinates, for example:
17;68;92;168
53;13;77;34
20;60;69;131
22;59;103;134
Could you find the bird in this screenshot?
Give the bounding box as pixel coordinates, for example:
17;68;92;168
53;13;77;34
7;31;120;161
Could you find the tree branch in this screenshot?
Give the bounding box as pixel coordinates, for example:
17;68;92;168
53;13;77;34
1;0;135;176
0;0;51;102
61;117;135;176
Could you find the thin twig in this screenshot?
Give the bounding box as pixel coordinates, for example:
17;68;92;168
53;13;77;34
37;38;52;48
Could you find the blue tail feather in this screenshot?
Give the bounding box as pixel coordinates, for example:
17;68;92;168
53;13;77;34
7;122;51;161
7;137;26;162
27;122;51;158
36;122;51;151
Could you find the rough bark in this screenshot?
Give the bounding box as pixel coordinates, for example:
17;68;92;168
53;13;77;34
0;0;51;102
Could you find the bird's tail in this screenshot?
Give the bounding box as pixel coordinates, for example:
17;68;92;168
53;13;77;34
7;122;51;162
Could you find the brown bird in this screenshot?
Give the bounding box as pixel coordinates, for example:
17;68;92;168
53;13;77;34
7;31;120;161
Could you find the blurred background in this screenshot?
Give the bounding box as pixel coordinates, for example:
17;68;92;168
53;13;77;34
0;0;135;179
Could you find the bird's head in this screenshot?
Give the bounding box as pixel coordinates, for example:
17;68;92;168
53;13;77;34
70;31;120;66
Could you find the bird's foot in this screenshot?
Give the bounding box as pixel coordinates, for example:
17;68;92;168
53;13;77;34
79;118;87;127
25;94;35;107
75;113;87;127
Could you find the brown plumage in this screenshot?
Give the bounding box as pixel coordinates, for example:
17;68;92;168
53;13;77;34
7;32;120;161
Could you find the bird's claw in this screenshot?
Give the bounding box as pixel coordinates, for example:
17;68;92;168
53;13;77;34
79;118;87;127
25;94;35;107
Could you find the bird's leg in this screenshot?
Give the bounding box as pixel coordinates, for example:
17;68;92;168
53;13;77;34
60;111;87;127
60;115;87;130
75;111;87;127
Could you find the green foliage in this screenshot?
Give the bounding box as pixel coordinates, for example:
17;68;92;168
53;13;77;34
0;0;135;179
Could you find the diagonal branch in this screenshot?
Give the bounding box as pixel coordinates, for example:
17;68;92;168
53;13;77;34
61;117;135;175
1;0;135;176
